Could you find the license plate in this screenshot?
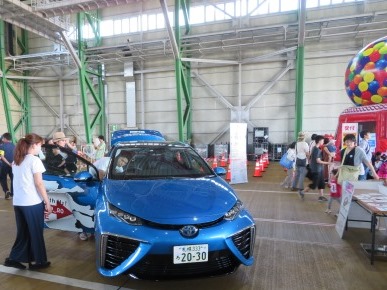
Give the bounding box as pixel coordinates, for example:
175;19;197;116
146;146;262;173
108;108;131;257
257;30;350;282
173;244;208;264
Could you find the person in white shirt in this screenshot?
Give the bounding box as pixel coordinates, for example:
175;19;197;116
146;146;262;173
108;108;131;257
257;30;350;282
291;132;310;199
4;133;53;270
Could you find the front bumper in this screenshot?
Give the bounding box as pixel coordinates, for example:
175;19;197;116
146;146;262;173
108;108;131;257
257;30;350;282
95;205;255;279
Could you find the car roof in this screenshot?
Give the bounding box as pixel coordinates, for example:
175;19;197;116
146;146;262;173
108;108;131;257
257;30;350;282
111;129;165;146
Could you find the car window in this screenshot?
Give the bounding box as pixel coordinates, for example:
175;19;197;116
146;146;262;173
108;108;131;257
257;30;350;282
109;145;214;180
41;144;96;178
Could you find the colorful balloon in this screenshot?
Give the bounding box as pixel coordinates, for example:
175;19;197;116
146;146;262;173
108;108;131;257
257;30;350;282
345;37;387;105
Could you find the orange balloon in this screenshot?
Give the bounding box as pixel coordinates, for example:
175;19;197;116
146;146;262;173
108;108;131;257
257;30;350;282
377;87;387;96
353;74;363;84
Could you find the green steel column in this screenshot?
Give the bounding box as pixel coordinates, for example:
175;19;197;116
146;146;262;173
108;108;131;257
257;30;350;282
295;0;306;138
175;0;192;143
0;21;29;142
77;12;104;144
295;46;304;135
0;21;14;137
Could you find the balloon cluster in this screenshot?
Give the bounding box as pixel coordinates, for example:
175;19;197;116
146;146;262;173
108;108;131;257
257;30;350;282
345;37;387;105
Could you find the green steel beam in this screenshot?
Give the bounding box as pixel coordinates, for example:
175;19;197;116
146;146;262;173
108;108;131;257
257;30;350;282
175;0;192;143
295;46;304;136
77;11;104;144
0;21;29;142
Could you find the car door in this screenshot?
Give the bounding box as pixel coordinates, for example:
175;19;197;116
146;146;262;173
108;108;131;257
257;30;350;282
41;144;101;234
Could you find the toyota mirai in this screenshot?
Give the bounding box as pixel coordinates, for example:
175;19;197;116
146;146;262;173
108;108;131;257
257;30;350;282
41;130;255;280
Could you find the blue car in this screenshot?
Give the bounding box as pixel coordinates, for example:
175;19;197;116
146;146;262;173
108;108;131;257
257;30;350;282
41;131;256;280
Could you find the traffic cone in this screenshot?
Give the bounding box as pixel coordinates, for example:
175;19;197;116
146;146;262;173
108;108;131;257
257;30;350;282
264;153;269;167
260;157;266;172
212;157;218;169
253;158;262;177
220;154;227;167
226;163;231;181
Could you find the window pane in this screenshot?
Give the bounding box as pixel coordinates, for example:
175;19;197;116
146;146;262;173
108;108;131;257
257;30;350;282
320;0;331;6
101;20;113;37
269;0;280;13
215;4;225;21
248;0;258;15
129;17;138;33
114;19;122;35
206;5;215;22
122;19;129;33
225;2;235;18
306;0;318;8
141;14;148;31
281;0;298;11
148;14;156;30
256;0;269;14
156;13;165;29
332;0;343;4
191;6;205;24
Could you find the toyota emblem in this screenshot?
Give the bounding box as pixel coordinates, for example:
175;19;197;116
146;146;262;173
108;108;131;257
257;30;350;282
179;225;199;238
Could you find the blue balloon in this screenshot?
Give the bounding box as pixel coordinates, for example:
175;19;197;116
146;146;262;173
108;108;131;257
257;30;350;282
375;59;387;70
368;80;380;94
353;87;362;97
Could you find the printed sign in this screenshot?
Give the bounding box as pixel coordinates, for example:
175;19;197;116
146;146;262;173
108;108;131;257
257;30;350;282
336;181;355;238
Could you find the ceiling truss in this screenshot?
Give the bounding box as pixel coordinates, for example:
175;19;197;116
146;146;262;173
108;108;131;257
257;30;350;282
1;1;387;72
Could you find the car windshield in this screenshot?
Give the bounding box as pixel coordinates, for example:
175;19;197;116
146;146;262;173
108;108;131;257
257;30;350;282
109;144;214;180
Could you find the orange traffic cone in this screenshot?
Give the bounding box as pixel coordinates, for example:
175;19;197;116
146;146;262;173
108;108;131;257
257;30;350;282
226;163;231;181
264;153;269;167
253;158;262;177
212;157;218;169
220;154;227;167
260;157;266;172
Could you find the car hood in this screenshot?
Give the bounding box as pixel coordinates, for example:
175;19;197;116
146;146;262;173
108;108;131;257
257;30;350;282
103;177;238;224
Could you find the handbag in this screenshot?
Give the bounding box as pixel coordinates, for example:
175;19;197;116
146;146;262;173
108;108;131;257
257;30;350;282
337;149;360;184
296;157;306;167
279;152;294;169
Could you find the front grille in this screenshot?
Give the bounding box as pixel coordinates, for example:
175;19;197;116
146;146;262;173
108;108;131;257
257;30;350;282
145;216;224;230
102;235;140;269
128;249;240;280
231;226;255;259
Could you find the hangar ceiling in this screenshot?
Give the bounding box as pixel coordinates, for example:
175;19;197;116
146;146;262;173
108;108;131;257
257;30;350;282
1;0;387;72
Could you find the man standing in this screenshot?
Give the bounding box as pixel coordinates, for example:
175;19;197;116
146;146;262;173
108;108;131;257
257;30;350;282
0;133;15;199
358;130;372;180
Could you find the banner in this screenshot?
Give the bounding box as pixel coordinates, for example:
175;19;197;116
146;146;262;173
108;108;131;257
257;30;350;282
229;123;248;184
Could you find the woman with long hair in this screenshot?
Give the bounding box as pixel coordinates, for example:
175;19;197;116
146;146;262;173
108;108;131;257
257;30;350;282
4;133;53;270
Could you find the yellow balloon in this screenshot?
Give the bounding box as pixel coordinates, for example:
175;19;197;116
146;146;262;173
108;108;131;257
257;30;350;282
358;81;368;92
353;96;362;104
374;42;385;50
371;94;383;103
363;72;375;83
379;45;387;55
363;48;374;56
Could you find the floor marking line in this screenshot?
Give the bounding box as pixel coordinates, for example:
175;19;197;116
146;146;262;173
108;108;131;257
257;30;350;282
253;217;335;227
0;265;133;290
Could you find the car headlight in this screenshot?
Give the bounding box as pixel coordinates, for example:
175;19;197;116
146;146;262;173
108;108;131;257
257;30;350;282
108;203;144;225
224;200;243;221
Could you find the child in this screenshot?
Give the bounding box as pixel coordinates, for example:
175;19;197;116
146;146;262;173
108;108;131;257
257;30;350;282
378;153;387;186
280;142;296;189
325;168;342;214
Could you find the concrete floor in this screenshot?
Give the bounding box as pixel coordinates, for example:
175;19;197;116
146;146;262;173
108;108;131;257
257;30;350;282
1;161;387;290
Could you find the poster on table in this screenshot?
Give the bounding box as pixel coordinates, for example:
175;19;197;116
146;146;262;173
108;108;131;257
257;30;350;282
335;181;355;238
341;123;358;148
229;123;248;184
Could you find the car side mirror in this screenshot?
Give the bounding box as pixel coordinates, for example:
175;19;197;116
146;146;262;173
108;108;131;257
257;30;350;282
74;171;94;182
213;167;227;176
